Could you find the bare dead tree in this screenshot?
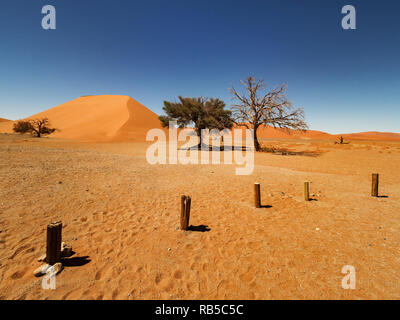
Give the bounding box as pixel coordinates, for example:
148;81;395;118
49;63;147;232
13;117;56;138
30;118;56;138
230;76;308;151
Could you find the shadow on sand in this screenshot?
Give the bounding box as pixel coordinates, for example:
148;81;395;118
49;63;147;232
178;143;323;157
178;143;251;152
61;255;91;267
260;146;324;157
188;225;211;232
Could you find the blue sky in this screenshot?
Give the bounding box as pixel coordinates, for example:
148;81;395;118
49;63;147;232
0;0;399;133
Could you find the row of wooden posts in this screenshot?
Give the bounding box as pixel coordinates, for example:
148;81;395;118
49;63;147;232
43;174;382;261
255;173;382;207
181;173;382;230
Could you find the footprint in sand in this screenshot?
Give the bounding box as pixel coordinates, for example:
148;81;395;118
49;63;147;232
95;264;113;281
23;247;35;256
239;270;256;283
161;279;175;292
155;273;163;285
173;270;182;279
186;281;200;295
202;263;211;272
111;288;119;300
91;212;99;221
8;244;30;259
95;271;102;280
10;268;27;279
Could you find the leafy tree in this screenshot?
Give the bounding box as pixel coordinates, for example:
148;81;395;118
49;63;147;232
13;118;56;138
159;96;234;147
230;76;308;151
13;121;33;134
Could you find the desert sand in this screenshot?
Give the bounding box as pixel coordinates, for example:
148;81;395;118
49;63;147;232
0;96;400;300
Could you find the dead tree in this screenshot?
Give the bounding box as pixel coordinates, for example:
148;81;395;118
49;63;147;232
230;76;308;151
13;117;56;138
29;118;55;138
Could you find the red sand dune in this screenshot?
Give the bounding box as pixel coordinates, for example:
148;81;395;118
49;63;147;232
0;95;162;142
0;95;399;142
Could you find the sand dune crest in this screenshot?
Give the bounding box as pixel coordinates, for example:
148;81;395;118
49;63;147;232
0;95;162;142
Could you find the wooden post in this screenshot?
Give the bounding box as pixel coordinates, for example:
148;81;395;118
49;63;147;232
254;183;261;208
46;221;62;265
371;173;379;197
180;196;191;231
185;196;191;229
304;182;310;201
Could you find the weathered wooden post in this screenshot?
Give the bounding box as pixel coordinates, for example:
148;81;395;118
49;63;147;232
46;221;62;265
371;173;379;197
254;183;261;208
180;196;191;231
304;182;310;201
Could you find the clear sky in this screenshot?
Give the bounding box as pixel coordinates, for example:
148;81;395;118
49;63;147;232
0;0;399;133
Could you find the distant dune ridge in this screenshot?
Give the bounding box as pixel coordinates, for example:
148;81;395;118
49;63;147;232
0;95;399;142
339;131;400;142
255;126;400;142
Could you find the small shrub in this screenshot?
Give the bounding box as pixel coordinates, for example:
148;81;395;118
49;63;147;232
13;121;33;134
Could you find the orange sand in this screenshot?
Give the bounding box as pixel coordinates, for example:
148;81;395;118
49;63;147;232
1;96;400;300
0;134;399;300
